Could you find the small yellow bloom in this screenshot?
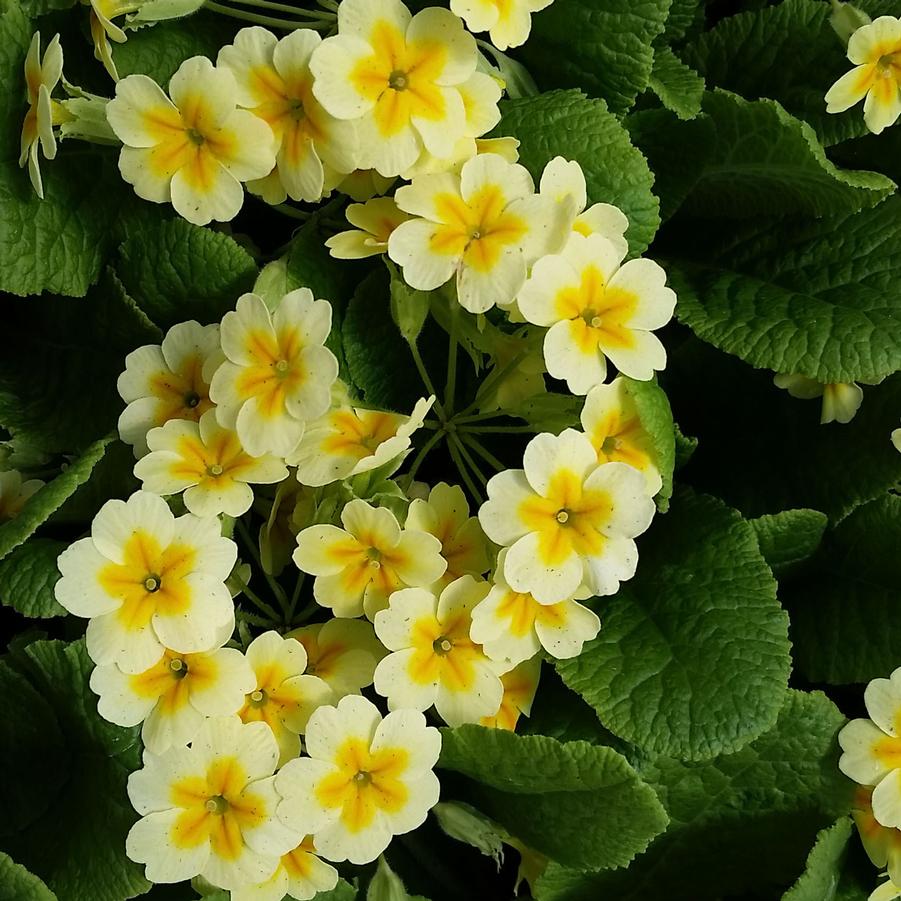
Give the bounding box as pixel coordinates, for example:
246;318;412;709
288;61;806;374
275;695;441;864
218;27;359;204
0;469;44;521
288;396;432;485
773;373;863;424
293;499;446;619
826;16;901;134
373;576;505;726
479;655;541;731
230;836;339;901
118;320;221;458
19;32;63;199
135;409;288;517
450;0;553;51
326;196;413;260
106;56;276;225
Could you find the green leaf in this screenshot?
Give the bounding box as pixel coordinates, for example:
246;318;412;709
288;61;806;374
670;195;901;384
518;0;672;115
785;494;901;684
535;690;853;901
316;879;359;901
749;509;828;573
368;856;421;901
556;489;790;761
622;377;676;511
682;0;867;146
438;725;668;871
664;339;901;522
0;639;149;901
662;0;703;43
648;47;704;120
507;393;581;435
673;422;698;469
0;853;56;901
0;538;67;617
116;218;257;330
0;437;112;560
494;90;660;254
783;818;854;901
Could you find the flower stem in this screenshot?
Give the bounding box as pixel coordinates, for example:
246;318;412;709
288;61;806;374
271;203;311;220
449;431;487;486
460;433;505;472
223;0;335;18
407;429;445;483
446;434;483;505
285;570;306;624
238;581;283;623
235;518;290;612
204;1;326;30
459;424;535;435
444;304;459;416
407;339;446;421
455;349;529;419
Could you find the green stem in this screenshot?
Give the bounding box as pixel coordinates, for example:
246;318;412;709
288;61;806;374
271;203;311;220
444;304;459;415
407;340;445;420
235;608;273;628
286;571;306;624
204;1;323;30
449;431;487;486
239;581;282;623
406;429;445;483
453;409;509;425
446;435;483;505
455;349;529;419
459;424;535;435
460;433;506;472
224;0;335;18
235;518;290;611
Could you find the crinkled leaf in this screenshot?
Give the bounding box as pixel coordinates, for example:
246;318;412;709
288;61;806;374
673;422;698;469
494;91;660;254
556;489;790;760
622;377;675;510
438;725;668;871
536;691;853;900
662;0;703;43
519;0;672;115
648;47;704;120
0;853;56;901
783;818;854;901
0;538;67;617
749;509;828;573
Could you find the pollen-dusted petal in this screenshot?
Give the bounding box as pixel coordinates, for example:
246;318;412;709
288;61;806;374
170;157;245;226
863;72;901;134
606;258;677;330
216;25;281;108
503;530;584;605
848;16;901;66
479;469;535;545
523;428;598;496
126;808;212;883
107;74;182;148
457;243;526;313
387;218;458;290
406;6;477;86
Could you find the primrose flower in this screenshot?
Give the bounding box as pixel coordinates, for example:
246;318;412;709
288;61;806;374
840;667;901;827
293;499;446;619
209;291;338;459
0;469;44;521
55;490;237;673
309;0;482;177
479;429;656;604
126;717;300;888
325;197;413;259
217;27;358;204
105;56;276;225
373;576;504;726
773;373;863;424
405;481;491;588
539;156;629;256
20;32;63;199
853;786;901;885
85;0;136;79
275;695;441;864
389;152;569;313
118;321;221;458
288;619;387;700
135;410;288;517
826;16;901;134
450;0;553;51
480;656;541;731
581;378;662;496
238;631;332;766
470;548;600;665
231;837;339;901
288;396;433;486
89;639;255;754
518;232;676;393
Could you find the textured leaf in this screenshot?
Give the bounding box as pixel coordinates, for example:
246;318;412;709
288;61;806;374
662;0;703;43
670;196;901;384
556;489;790;760
0;538;67;617
648;47;704;120
749;509;828;573
0;437;112;560
519;0;672;115
535;691;853;901
785;495;901;684
0;853;56;901
0;640;148;901
116;218;257;330
494;91;660;254
623;377;676;511
438;725;668;871
783;818;853;901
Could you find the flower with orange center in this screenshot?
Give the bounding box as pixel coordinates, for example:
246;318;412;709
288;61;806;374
218;27;358;204
19;31;63;199
389;152;569;313
853;785;901;886
126;717;301;888
293;498;446;619
275;695;441;864
450;0;553;51
405;481;491;589
326;196;414;259
309;0;482;177
580;378;662;496
90;633;255;754
826;16;901;134
479;655;541;731
288;396;432;486
840;667;901;827
372;576;504;726
478;429;656;604
518;232;676;394
55;490;237;673
135;409;288;517
238;631;332;766
230;836;339;901
118;320;221;457
209;290;338;459
0;469;44;521
106;56;276;225
470;548;600;665
288;618;387;700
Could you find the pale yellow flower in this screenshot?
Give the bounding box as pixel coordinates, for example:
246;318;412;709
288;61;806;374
19;32;63;199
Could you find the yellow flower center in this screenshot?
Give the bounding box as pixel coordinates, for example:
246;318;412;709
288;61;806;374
366;547;382;569
169;657;188;679
186;127;205;146
353;770;372;785
274;359;290;375
184;391;201;409
556;509;570;524
432;636;453;655
207;463;224;477
601;436;620;454
204;795;229;815
388;69;409;91
249;689;268;707
143;574;162;592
